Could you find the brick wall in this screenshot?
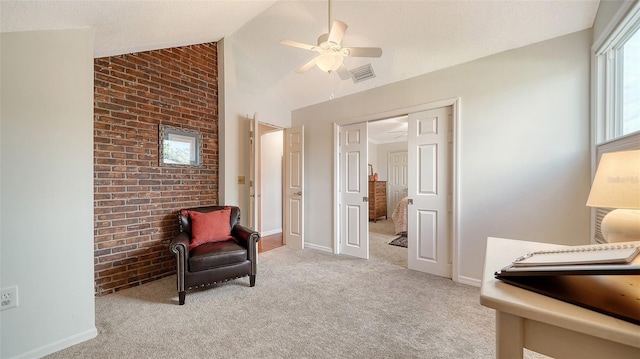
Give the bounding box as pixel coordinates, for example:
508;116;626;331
93;43;218;295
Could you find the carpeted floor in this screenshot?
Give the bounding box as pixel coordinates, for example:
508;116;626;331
369;218;397;236
46;234;548;359
369;219;407;267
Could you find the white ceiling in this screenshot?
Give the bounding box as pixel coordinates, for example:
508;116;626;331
0;1;277;57
1;0;600;120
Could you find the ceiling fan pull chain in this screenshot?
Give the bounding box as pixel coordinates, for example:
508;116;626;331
329;72;335;100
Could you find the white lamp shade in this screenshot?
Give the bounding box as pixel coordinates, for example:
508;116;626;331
315;52;343;72
586;149;640;209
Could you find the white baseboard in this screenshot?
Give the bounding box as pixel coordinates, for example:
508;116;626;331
456;275;481;287
260;228;282;237
304;242;333;253
13;327;97;359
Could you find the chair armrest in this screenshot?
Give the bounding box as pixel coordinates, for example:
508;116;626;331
232;225;260;276
169;232;190;292
170;232;190;257
232;224;261;247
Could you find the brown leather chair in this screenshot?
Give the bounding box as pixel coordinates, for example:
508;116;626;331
169;206;260;305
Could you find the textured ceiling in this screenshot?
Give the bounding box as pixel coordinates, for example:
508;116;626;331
1;0;600;118
0;0;276;57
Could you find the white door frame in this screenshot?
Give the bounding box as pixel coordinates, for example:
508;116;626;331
249;117;258;230
249;118;284;234
333;98;461;282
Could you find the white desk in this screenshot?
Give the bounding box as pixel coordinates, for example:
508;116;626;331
480;237;640;359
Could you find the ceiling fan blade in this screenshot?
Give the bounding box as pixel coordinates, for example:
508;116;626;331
335;64;351;80
295;57;318;74
343;47;383;58
280;39;317;51
327;20;347;45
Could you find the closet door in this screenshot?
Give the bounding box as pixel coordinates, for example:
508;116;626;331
388;151;408;213
407;107;451;277
339;122;369;259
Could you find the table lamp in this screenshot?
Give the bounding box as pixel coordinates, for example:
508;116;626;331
586;149;640;243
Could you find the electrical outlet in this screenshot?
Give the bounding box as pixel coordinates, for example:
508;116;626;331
1;286;18;311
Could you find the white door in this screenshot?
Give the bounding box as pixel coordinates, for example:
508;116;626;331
248;117;258;230
284;126;304;249
387;151;408;215
407;107;451;277
339;122;369;259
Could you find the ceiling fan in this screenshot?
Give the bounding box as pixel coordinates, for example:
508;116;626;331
280;1;382;80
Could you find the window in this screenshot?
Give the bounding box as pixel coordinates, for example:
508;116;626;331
620;29;640;135
594;3;640;143
621;26;640;135
591;2;640;243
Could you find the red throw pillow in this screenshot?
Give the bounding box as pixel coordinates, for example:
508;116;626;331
187;207;233;250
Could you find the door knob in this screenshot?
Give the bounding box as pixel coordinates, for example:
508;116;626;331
294;191;302;196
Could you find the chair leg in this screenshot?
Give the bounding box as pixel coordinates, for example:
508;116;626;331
179;291;186;305
250;275;256;287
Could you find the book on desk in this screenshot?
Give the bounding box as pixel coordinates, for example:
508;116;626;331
495;242;640;325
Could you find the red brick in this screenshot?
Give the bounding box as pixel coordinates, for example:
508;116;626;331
94;42;219;297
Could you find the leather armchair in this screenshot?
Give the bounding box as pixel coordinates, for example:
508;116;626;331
169;206;260;305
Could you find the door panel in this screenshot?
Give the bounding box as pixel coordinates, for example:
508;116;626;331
340;122;369;259
346;152;361;192
408;107;451;277
417;209;437;260
419;144;437;194
288;197;301;236
284;126;304;249
346;205;361;246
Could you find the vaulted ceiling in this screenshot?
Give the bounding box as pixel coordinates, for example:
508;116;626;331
1;0;600;112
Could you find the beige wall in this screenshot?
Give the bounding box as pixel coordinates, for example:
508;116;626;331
218;38;291;225
1;28;96;358
293;30;592;284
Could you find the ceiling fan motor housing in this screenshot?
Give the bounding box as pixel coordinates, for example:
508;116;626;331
317;33;341;49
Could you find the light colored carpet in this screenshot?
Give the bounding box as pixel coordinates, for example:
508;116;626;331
369;218;397;236
46;232;548;358
369;219;407;268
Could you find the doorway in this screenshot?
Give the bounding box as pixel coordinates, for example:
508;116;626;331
252;122;284;252
368;116;409;268
335;99;459;280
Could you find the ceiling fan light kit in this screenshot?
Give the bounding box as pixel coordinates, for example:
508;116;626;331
316;52;343;72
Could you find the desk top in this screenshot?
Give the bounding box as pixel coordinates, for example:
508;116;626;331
480;237;640;348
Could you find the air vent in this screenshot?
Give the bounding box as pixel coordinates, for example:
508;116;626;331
350;64;376;83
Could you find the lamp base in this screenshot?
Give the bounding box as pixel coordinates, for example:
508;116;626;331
602;209;640;243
